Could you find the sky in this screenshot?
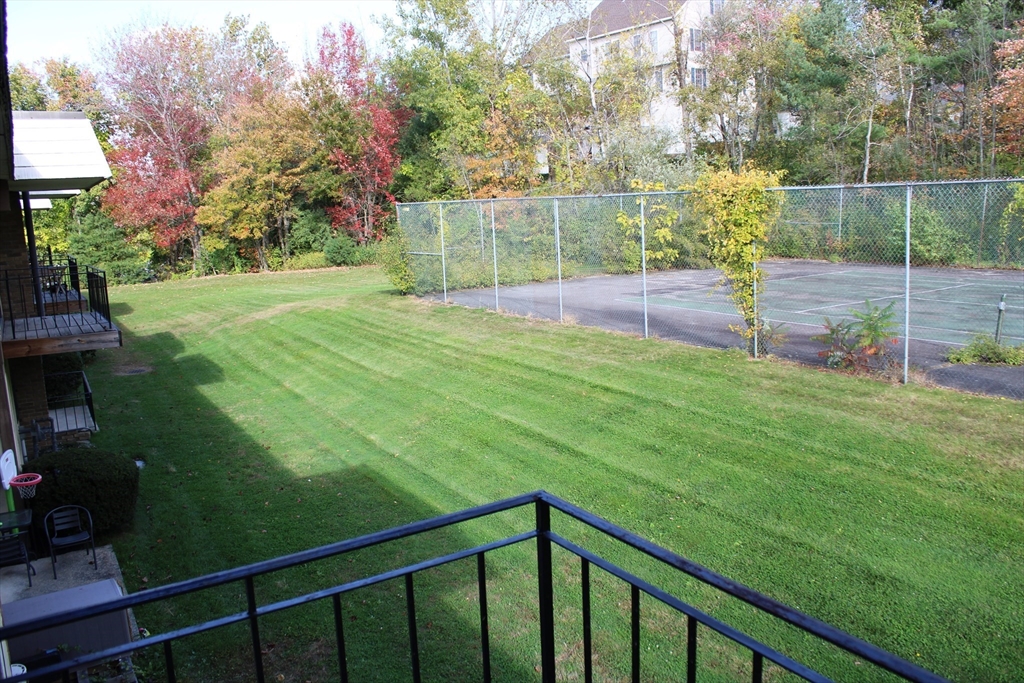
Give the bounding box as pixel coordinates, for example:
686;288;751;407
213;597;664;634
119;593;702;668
7;0;400;70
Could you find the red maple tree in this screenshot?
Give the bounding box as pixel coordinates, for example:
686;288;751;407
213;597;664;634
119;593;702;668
306;24;409;243
991;22;1024;158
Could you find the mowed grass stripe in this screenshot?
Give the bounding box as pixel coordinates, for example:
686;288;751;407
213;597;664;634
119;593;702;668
94;267;1023;682
198;290;1022;624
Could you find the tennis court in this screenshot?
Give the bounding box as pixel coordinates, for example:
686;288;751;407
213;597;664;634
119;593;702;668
434;260;1024;399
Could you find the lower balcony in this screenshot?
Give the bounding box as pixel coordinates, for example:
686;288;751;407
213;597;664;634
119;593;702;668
1;259;121;358
45;370;98;435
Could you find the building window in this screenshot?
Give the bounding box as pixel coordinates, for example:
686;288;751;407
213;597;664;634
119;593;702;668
710;0;724;14
690;67;708;89
632;33;643;54
649;30;658;54
580;49;589;67
653;67;664;92
689;28;704;51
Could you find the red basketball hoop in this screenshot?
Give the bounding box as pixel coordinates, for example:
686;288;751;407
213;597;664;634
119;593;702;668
9;473;41;499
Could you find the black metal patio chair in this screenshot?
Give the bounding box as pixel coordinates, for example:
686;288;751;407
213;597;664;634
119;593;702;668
0;532;36;587
44;505;96;579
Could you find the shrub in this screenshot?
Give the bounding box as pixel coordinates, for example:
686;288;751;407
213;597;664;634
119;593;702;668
615;181;710;272
947;335;1024;365
42;353;85;397
28;448;140;535
378;228;416;294
284;251;329;271
324;234;359;266
812;300;901;373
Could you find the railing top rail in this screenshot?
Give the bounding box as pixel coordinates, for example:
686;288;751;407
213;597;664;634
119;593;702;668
395;177;1024;209
0;491;543;640
538;491;948;683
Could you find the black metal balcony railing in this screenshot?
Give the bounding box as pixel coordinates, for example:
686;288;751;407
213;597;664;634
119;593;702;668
43;370;97;433
0;257;113;340
0;491;948;683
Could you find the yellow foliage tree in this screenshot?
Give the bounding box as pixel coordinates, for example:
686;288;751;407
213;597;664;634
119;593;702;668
688;167;785;351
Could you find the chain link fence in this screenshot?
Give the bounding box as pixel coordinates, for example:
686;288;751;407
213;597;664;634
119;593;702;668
398;179;1024;399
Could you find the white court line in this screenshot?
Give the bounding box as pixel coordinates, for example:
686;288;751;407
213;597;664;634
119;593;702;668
913;297;1024;309
795;294;903;314
771;269;855;281
907;283;972;295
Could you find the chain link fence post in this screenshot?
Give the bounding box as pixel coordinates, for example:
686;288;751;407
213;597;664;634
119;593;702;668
753;241;758;359
837;186;844;241
491;200;499;310
904;184;912;384
641;193;649;339
554;198;563;323
439;203;448;303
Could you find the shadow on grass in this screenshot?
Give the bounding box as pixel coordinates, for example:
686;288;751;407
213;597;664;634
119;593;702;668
91;328;540;682
108;302;134;317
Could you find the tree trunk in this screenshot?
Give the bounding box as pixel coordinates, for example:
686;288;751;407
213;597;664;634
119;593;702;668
862;104;874;184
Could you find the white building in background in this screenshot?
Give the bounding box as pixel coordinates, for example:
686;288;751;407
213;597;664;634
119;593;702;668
564;0;725;154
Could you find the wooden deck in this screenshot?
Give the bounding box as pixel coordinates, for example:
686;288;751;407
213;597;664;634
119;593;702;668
2;312;121;357
42;288;87;316
50;405;97;432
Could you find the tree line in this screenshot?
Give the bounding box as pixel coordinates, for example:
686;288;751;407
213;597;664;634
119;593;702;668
9;0;1023;280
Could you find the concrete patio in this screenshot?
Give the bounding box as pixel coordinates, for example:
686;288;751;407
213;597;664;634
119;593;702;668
0;543;127;605
1;543;140;682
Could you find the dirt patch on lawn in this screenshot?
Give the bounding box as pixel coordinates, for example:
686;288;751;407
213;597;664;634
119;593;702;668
111;365;153;376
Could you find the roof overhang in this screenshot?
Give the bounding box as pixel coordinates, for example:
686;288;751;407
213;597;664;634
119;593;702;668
10;111;111;193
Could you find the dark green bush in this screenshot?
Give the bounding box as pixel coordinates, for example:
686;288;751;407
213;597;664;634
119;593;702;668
290;208;332;253
68;212;151;284
324;234;359;266
28;448;140;534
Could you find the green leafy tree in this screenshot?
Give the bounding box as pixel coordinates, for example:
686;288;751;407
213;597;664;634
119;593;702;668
683;0;795;170
9;62;50;110
290;208;333;254
42;58;113;148
68;211;151;284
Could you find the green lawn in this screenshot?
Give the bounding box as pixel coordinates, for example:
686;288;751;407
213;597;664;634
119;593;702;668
90;266;1023;682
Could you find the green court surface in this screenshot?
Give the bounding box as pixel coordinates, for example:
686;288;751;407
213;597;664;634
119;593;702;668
646;260;1023;347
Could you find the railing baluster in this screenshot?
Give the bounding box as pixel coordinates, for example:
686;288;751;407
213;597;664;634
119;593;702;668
164;640;177;683
582;558;592;683
245;576;266;683
687;614;697;683
333;594;348;683
536;499;556;683
5;272;15;339
631;584;641;683
406;573;422;683
753;651;763;683
477;552;492;683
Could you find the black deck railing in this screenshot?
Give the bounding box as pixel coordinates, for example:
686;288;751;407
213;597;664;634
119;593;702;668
0;491;948;683
43;370;96;433
0;257;113;339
